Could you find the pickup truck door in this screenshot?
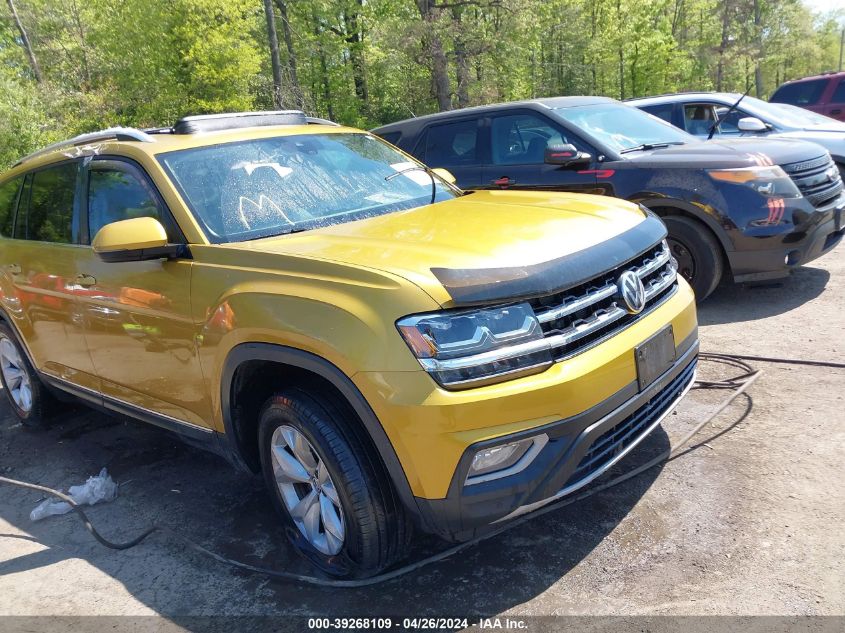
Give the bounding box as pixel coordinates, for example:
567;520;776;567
74;157;214;433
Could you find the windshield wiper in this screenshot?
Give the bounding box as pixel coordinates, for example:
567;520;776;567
707;88;751;140
385;165;437;204
620;141;685;154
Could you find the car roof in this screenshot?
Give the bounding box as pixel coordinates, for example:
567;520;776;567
626;92;743;106
777;71;845;84
372;96;617;132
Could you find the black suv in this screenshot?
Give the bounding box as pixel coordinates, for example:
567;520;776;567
373;97;845;299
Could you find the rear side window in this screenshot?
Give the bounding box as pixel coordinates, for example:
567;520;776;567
832;80;845;104
640;104;674;124
771;79;827;106
0;177;22;237
15;162;78;243
424;120;478;167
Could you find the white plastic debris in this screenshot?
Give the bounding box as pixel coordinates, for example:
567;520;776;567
30;468;118;522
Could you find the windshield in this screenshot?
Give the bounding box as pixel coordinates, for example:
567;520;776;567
739;97;845;128
159;132;457;243
552;103;694;153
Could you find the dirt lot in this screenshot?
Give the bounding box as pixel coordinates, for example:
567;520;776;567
0;247;843;629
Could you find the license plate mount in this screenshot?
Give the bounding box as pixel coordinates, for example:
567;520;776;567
635;325;676;391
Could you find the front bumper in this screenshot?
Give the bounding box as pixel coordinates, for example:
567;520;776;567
414;334;698;542
728;196;845;282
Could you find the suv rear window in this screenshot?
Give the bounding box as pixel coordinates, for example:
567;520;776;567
15;162;78;243
771;79;827;105
0;177;22;237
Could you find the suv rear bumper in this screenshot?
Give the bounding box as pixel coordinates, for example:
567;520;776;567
729;197;844;282
413;334;698;542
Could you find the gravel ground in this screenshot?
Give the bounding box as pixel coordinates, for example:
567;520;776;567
0;247;842;628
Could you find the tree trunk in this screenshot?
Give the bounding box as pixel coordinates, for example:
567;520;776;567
343;0;369;107
452;7;470;108
716;0;732;92
753;0;763;98
417;0;451;111
311;8;335;121
6;0;43;84
274;0;303;108
263;0;284;108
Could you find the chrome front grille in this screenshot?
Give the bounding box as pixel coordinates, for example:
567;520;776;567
782;153;843;208
530;240;678;361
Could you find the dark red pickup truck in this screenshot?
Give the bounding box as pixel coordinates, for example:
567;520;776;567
770;72;845;122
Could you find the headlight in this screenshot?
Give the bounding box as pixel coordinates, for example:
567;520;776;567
707;165;800;198
396;302;552;389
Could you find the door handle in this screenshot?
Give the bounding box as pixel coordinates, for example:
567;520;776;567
491;176;515;188
76;274;97;288
5;264;21;275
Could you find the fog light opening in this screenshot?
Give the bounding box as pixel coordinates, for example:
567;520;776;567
785;250;801;266
465;434;549;485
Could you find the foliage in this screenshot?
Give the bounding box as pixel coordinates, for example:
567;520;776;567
0;0;842;168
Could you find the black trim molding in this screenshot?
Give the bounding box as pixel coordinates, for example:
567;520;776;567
431;214;667;305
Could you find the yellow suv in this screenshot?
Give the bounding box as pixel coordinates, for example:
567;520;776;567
0;111;698;577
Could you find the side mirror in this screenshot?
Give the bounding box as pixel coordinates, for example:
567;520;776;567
737;116;768;133
544;143;592;167
431;167;457;185
92;217;182;263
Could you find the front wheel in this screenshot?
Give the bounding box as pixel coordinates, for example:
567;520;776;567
663;216;724;301
258;388;411;578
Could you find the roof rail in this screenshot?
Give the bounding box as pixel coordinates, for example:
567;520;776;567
15;127;155;166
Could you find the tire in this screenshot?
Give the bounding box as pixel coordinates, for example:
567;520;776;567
0;321;52;427
663;215;724;301
258;388;412;578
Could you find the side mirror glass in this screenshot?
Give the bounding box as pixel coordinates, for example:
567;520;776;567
92;217;182;263
431;167;457;185
737;116;768;133
544;143;592;167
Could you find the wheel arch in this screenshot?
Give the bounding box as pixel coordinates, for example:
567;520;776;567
638;198;733;275
220;343;424;525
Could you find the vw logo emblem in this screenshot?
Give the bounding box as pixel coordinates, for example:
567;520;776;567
617;271;646;314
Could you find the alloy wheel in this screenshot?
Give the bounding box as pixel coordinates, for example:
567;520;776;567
0;335;32;413
270;424;345;555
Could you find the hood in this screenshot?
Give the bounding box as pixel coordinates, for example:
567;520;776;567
772;131;845;160
622;137;828;168
223;190;654;306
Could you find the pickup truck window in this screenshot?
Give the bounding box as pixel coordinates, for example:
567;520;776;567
160;132;457;243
